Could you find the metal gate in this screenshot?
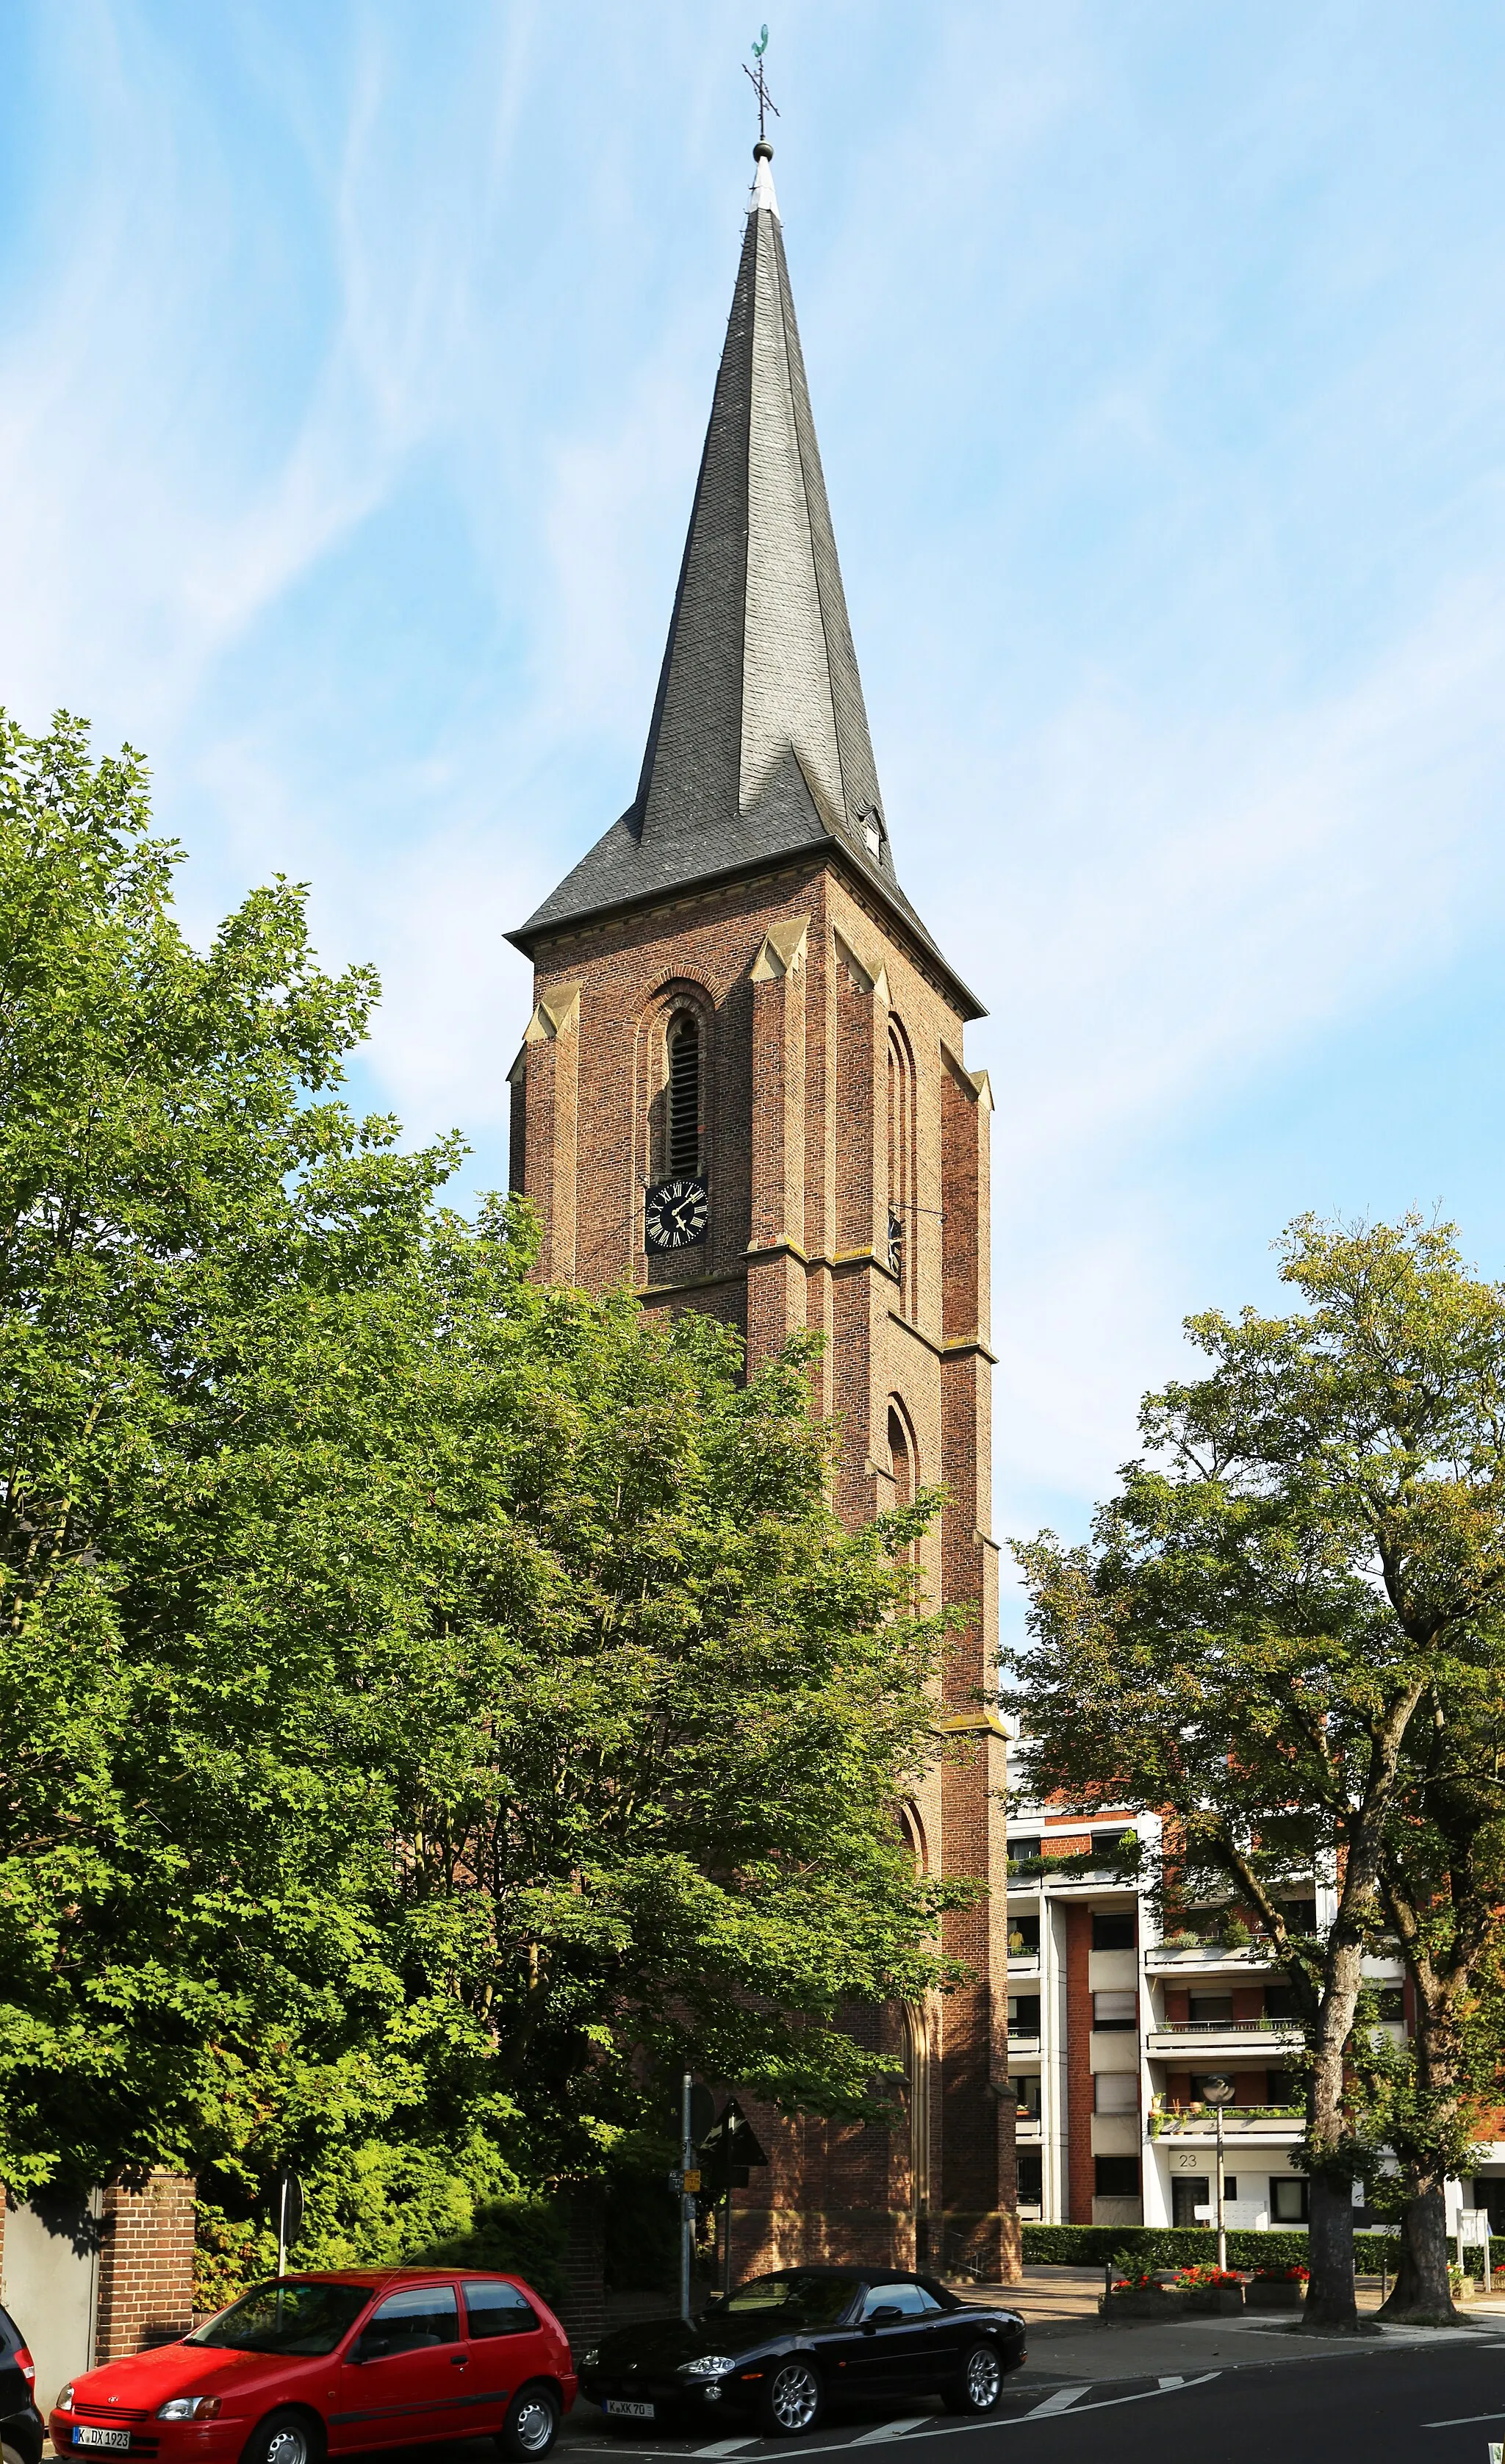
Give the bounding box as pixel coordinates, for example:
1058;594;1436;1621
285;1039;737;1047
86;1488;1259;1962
1;2190;101;2411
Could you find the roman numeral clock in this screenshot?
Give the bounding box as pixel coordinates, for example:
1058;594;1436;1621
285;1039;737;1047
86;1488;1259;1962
644;1175;709;1252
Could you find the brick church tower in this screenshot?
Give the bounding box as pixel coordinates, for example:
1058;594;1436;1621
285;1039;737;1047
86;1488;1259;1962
509;143;1018;2282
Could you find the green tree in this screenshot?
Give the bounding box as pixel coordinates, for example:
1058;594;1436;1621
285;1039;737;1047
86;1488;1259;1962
0;709;971;2264
0;708;459;2197
355;1224;971;2181
1363;1678;1505;2318
1009;1217;1505;2331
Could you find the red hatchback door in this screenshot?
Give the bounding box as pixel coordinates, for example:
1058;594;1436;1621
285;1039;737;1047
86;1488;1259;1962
329;2283;464;2452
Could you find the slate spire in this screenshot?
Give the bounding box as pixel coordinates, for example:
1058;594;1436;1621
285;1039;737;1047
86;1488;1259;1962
511;146;977;1013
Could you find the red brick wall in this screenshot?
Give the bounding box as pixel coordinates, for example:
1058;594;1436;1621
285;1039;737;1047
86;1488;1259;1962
95;2175;195;2360
1064;1907;1095;2224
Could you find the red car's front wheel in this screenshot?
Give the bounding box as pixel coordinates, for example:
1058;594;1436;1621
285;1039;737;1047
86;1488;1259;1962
239;2410;326;2464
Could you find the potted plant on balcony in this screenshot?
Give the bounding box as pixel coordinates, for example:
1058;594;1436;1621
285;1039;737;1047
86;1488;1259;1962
1246;2263;1308;2311
1099;2261;1187;2320
1175;2264;1246;2315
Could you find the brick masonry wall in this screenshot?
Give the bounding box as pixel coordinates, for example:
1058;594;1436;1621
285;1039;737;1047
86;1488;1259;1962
95;2175;195;2360
1064;1909;1095;2225
516;851;1015;2278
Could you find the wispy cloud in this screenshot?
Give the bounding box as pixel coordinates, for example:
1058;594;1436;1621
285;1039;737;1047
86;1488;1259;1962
2;0;1504;1562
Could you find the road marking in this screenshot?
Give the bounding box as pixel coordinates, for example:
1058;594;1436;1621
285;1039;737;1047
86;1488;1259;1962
1157;2377;1185;2390
851;2422;931;2443
1023;2388;1091;2416
1421;2412;1505;2429
571;2374;1225;2463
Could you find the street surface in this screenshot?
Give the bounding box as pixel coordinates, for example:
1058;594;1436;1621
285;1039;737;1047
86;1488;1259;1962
554;2327;1505;2464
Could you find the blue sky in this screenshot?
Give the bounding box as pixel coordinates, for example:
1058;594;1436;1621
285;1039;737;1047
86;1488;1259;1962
3;1;1504;1588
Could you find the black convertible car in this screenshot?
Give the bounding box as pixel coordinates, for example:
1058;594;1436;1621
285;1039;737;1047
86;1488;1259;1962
578;2266;1027;2437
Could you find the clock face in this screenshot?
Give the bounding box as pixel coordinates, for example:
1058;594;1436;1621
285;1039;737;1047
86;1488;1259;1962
644;1177;709;1253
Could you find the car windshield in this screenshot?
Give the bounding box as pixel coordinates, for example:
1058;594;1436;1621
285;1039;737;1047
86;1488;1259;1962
186;2280;375;2357
707;2272;861;2328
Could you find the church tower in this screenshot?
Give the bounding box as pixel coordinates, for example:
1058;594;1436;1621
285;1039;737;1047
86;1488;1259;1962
509;143;1017;2281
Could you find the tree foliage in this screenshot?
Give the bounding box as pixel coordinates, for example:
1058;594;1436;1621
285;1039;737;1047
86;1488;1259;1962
0;711;968;2267
1008;1215;1505;2329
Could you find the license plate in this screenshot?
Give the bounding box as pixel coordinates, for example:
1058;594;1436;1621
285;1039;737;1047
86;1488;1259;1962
76;2432;132;2451
606;2402;655;2421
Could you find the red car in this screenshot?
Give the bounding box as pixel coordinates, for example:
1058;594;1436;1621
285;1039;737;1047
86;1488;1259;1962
51;2271;575;2464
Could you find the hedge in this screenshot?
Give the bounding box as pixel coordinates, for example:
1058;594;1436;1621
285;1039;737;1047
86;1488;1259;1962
1021;2224;1403;2272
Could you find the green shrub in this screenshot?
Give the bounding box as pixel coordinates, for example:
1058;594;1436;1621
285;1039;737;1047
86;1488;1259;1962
1021;2224;1401;2272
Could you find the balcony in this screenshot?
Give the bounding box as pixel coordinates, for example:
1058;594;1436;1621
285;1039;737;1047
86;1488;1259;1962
1145;1942;1275;1972
1146;2016;1304;2058
1007;1952;1041;1978
1149;2105;1303;2141
1005;2030;1041;2054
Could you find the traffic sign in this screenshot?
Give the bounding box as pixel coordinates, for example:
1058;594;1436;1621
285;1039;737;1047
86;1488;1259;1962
699;2097;769;2196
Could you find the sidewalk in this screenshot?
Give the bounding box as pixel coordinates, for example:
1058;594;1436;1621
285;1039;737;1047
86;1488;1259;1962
951;2268;1505;2385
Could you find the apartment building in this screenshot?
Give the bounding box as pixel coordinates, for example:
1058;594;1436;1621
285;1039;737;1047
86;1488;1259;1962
1002;1798;1448;2233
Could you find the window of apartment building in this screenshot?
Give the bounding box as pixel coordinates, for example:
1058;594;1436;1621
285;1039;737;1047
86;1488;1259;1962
1008;1914;1041;1957
1265;1982;1301;2020
1016;2149;1044;2208
1281;1900;1317;1934
1091;1909;1136;1951
1007;2075;1041;2120
1271;2177;1310;2223
1093;1991;1137;2031
1265;2069;1297;2106
1188;1993;1234;2024
1007;1996;1041;2035
1010;1836;1041;1867
1094;2072;1138;2113
1094;2157;1141;2198
1376;1987;1405;2020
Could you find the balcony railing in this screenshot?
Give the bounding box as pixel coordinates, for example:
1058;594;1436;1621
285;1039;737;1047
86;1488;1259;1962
1149;2106;1303;2138
1152;2015;1301;2033
1145;1943;1274;1969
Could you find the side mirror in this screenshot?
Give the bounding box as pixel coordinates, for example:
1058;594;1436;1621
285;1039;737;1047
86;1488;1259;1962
865;2305;903;2332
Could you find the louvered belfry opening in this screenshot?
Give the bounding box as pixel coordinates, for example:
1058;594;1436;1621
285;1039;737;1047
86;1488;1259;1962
667;1017;700;1175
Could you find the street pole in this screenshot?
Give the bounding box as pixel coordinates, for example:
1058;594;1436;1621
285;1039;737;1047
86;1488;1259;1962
1215;2105;1226;2275
680;2072;694;2324
723;2188;734;2304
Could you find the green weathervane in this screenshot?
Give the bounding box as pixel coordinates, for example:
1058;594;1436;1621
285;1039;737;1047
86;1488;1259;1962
744;25;779;143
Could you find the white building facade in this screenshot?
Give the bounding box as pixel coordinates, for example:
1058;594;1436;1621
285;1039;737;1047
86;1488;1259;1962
1000;1799;1505;2237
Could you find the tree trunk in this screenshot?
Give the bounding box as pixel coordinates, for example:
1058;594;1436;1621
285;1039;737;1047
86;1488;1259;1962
1304;2174;1359;2330
1301;1930;1363;2332
1379;2178;1456;2324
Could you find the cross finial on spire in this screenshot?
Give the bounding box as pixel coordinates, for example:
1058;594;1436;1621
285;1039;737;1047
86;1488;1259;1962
743;25;779;146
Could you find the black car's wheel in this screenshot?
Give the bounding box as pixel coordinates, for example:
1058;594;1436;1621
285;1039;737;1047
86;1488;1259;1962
239;2410;325;2464
500;2382;561;2460
4;2429;42;2464
758;2357;824;2437
945;2339;1005;2416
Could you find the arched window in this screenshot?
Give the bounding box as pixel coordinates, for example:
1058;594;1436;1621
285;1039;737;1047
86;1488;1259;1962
888;1404;913;1509
886;1019;916;1311
667;1016;700;1176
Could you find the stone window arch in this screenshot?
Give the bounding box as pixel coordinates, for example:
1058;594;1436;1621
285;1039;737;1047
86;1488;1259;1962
642;982;714;1188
